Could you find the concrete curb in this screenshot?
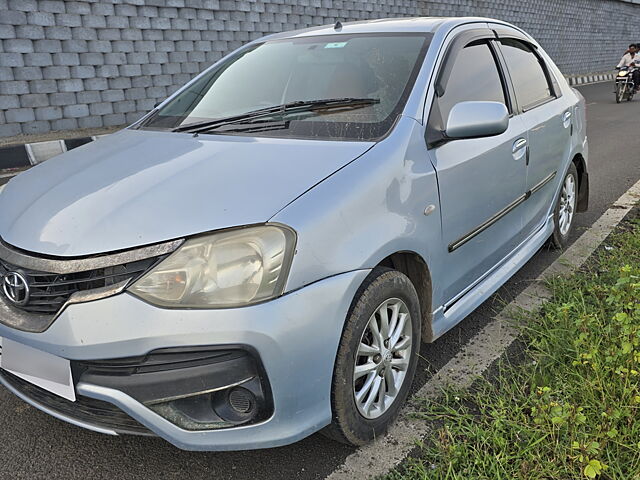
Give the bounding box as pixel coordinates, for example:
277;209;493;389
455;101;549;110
0;136;105;171
565;72;616;86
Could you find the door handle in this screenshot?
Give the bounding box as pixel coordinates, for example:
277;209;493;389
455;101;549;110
562;111;572;128
512;138;527;152
512;138;527;160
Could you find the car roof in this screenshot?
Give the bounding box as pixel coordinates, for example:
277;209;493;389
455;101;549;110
260;16;522;41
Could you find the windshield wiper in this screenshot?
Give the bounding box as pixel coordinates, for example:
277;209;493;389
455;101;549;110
209;120;290;134
172;97;380;134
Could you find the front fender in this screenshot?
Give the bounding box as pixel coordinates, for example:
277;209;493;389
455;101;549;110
271;116;444;306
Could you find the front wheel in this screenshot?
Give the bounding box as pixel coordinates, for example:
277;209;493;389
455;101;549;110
616;83;625;103
550;163;578;249
322;267;421;445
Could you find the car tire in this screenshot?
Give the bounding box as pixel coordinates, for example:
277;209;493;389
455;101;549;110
321;267;421;446
550;162;578;249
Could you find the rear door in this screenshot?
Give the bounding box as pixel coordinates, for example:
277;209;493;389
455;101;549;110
494;35;572;236
425;35;528;304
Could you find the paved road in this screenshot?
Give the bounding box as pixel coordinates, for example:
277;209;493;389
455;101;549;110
1;81;639;480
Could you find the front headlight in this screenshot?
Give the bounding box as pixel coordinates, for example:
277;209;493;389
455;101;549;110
619;70;629;77
129;225;296;308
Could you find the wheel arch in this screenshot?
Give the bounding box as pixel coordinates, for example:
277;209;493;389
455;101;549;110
376;251;434;343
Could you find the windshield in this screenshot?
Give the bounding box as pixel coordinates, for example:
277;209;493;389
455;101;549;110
139;33;432;141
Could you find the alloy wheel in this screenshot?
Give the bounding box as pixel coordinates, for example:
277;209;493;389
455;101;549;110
353;298;413;419
558;173;576;236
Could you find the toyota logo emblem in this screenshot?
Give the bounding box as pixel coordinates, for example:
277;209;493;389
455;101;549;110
2;271;30;307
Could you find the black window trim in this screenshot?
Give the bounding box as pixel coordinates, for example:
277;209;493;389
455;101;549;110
493;35;562;114
426;29;510;149
433;28;495;98
486;39;517;117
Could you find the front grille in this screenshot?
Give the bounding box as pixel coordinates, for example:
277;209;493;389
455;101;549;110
0;257;157;315
0;369;152;435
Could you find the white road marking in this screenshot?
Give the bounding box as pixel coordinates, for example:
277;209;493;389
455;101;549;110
326;178;640;480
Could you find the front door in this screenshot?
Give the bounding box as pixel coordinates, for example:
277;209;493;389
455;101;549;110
426;39;528;304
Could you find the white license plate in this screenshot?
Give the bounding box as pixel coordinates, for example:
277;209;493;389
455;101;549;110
0;337;76;402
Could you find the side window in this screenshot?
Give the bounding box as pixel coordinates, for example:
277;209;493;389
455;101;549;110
427;40;507;146
437;41;507;122
499;39;554;110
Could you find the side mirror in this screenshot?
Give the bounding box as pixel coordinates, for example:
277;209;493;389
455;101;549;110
445;101;509;140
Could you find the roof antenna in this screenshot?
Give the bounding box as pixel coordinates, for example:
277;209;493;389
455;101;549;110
334;20;342;31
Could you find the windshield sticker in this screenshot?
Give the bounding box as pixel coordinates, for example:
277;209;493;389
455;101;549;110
324;42;348;49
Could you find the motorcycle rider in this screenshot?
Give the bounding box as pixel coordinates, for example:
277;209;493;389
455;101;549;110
617;44;640;91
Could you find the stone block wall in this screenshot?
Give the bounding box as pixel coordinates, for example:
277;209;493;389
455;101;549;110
420;0;640;75
0;0;638;137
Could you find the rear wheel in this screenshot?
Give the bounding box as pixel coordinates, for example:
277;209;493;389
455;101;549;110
550;163;578;249
322;267;421;445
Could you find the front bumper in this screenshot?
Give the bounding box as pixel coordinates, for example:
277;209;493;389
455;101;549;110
0;269;369;451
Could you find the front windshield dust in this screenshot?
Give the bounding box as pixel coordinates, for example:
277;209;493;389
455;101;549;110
140;33;432;141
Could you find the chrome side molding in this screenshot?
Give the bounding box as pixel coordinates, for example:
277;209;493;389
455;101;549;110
449;171;557;252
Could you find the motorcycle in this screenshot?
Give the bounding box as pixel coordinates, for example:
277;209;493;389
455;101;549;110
615;66;637;103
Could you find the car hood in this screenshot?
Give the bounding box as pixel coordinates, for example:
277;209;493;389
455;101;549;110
0;129;373;257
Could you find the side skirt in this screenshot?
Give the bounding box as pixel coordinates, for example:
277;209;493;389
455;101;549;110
430;214;554;342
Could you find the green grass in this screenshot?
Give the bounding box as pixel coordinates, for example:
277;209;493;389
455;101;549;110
386;218;640;480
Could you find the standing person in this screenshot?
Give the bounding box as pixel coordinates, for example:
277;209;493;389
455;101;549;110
617;44;640;91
